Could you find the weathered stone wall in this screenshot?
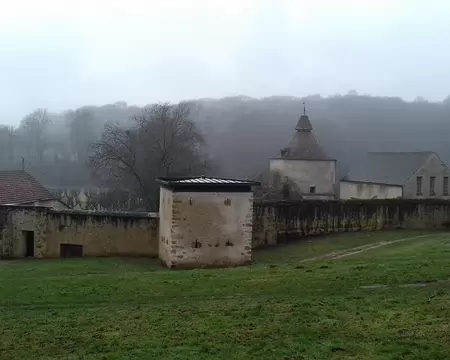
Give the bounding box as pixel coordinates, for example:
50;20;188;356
23;199;69;210
46;211;159;257
0;206;48;258
340;181;403;200
158;187;173;265
0;206;158;258
160;191;253;269
253;199;450;248
269;158;336;199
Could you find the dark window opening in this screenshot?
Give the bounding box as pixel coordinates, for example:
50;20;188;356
430;176;436;196
60;244;83;258
309;186;316;194
444;177;449;196
23;231;35;257
416;176;423;196
280;148;289;157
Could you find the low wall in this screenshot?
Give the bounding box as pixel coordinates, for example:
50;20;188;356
46;210;159;257
339;181;403;200
3;199;450;259
0;206;159;258
253;199;450;248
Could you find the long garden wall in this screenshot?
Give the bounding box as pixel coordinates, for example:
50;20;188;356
252;199;450;248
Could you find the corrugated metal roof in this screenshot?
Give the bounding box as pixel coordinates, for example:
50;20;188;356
172;177;253;184
157;176;260;187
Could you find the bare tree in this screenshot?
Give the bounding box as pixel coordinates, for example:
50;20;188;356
89;102;212;210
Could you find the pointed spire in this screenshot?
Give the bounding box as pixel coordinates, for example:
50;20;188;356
295;101;312;132
279;104;330;160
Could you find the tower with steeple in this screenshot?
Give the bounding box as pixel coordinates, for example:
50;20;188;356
269;105;337;199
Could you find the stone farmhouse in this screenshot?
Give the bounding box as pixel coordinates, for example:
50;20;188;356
341;152;450;200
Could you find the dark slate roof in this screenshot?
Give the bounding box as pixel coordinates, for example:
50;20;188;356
0;170;57;205
347;152;435;185
295;114;313;131
278;114;331;160
157;176;260;190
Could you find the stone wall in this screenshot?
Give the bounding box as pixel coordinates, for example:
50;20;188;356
5;198;450;261
0;206;158;258
339;181;403;200
46;211;159;257
159;190;253;269
253;199;450;248
269;158;336;199
158;187;173;265
0;206;49;258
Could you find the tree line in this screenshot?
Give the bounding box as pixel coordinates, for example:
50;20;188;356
3;93;450;210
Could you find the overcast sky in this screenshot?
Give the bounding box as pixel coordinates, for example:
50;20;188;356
2;0;450;124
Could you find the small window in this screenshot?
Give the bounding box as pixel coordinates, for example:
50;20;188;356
309;186;316;194
60;244;83;258
416;176;423;196
444;177;449;196
430;176;436;196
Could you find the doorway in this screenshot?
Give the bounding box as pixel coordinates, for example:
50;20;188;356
23;231;35;257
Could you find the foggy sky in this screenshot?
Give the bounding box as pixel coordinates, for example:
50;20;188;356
2;0;450;125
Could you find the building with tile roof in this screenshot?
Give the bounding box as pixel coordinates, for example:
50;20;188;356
0;170;67;209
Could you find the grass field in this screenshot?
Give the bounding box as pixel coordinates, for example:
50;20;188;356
1;230;449;360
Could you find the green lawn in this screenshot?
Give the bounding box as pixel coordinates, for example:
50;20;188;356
1;230;449;360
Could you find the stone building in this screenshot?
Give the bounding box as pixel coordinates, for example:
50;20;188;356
158;176;259;269
269;108;336;199
341;151;450;199
0;170;67;209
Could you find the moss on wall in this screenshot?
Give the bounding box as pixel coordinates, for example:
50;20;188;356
253;199;450;248
46;211;159;257
0;206;159;258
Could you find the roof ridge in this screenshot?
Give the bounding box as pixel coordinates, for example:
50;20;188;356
367;151;433;154
348;151;437;185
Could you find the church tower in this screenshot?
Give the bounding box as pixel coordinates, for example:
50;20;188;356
269;105;336;199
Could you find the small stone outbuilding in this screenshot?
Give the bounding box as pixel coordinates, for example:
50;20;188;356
157;176;260;269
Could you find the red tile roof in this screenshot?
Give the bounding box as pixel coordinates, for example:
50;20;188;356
0;170;56;205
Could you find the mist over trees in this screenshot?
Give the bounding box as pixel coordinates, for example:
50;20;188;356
89;103;211;209
2;93;450;210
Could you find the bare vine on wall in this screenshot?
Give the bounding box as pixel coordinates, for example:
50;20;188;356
254;171;303;201
55;188;147;212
